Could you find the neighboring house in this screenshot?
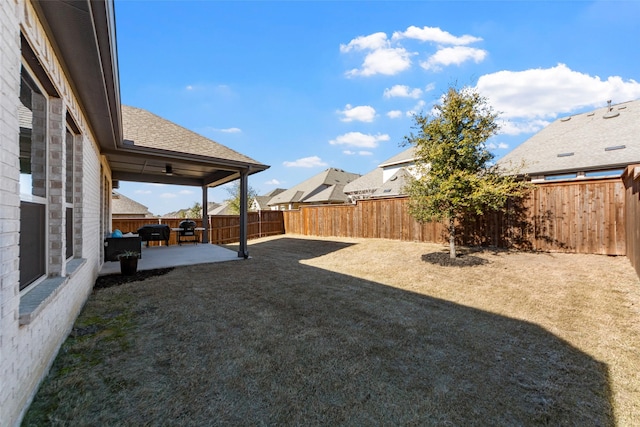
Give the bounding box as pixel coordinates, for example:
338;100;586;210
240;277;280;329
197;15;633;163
268;168;361;210
344;147;417;202
209;201;236;215
1;2;268;424
112;191;155;218
251;188;287;211
163;202;222;218
497;99;640;181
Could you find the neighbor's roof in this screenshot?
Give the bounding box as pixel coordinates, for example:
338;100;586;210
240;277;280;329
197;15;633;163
345;146;416;194
378;146;416;168
112;191;153;216
268;168;361;205
373;168;411;197
498;99;640;175
209;202;235;215
121;105;261;165
344;167;383;194
253;188;287;209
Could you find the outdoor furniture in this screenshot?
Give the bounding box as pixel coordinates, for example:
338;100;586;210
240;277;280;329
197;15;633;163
104;236;142;262
175;220;199;245
137;224;171;246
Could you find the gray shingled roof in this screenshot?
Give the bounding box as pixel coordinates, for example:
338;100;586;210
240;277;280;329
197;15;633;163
372;168;411;197
343;167;384;194
209;202;235;215
121;105;262;165
253;188;286;209
344;146;416;195
268;168;361;206
497;99;640;175
379;146;416;168
112;191;153;216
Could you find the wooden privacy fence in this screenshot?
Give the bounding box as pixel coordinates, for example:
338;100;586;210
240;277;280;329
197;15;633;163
623;165;640;276
112;210;284;246
283;177;627;256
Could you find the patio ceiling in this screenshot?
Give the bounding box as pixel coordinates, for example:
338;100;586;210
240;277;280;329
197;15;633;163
105;146;266;187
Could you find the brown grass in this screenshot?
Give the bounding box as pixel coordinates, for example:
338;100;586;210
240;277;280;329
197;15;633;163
23;235;640;426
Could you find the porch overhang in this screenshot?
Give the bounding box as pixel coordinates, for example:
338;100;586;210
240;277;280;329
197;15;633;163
32;0;122;151
105;146;269;188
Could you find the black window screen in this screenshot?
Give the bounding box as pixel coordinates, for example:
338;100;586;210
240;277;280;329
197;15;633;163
20;202;46;290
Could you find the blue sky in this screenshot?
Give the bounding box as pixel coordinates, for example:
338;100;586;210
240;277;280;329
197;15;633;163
114;0;640;216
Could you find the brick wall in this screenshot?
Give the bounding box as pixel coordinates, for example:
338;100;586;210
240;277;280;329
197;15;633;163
0;0;23;422
1;1;111;424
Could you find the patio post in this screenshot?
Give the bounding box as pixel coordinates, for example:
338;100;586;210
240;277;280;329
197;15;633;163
238;169;249;258
201;184;209;243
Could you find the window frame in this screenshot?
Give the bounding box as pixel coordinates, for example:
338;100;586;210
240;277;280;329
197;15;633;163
19;62;49;292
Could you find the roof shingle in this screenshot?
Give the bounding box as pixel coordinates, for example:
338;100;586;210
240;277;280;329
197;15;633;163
498;99;640;175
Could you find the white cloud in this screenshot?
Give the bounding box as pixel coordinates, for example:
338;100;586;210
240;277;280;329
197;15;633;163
383;85;423;99
186;85;194;91
338;104;376;122
421;46;487;71
343;150;374;156
179;189;194;195
329;132;390;148
392;25;482;45
283;156;328;168
387;110;403;119
346;47;413;77
160;193;177;199
499;119;550;136
487;142;510;150
477;63;640;121
340;32;389;52
205;126;242;133
265;179;281;185
342;26;484;77
405;100;427;117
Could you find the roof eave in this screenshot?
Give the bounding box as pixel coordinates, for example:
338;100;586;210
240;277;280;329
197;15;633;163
524;161;636;177
32;0;122;150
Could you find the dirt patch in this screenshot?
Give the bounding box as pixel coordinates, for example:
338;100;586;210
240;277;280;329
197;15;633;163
93;268;174;290
421;251;489;266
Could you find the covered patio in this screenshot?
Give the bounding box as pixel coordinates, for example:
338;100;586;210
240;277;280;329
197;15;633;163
99;242;242;276
106;105;269;259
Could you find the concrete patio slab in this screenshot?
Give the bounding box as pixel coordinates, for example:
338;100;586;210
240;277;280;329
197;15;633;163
99;243;242;276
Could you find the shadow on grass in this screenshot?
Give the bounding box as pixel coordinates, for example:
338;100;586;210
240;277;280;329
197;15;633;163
24;238;614;426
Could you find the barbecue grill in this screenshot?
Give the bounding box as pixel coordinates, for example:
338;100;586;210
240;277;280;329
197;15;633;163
177;220;199;245
137;224;171;246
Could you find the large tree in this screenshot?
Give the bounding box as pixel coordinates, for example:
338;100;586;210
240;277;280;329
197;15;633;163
224;180;259;215
404;86;528;259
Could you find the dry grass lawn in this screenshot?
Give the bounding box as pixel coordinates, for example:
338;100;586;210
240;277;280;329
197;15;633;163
23;235;640;426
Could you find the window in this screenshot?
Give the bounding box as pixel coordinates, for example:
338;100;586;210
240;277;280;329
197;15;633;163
544;173;578;181
65;128;74;259
19;66;48;289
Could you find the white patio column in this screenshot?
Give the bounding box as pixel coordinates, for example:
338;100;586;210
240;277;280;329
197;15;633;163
238;169;249;258
201;184;209;243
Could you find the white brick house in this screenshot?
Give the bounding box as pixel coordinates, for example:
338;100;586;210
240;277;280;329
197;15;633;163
0;1;267;424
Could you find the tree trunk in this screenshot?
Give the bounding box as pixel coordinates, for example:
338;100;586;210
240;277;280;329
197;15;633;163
449;216;456;259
